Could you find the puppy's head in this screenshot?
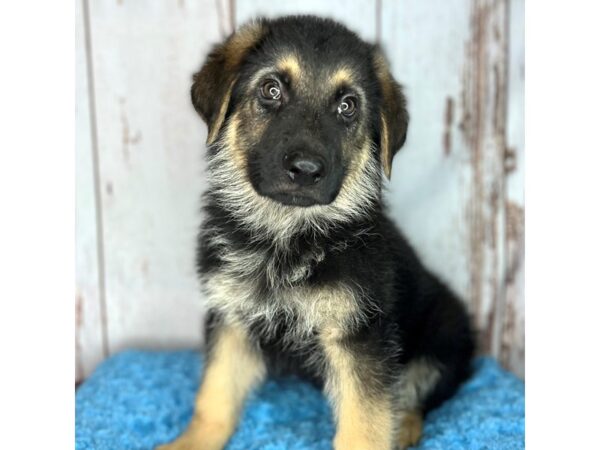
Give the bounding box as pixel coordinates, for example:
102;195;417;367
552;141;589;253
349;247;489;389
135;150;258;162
192;16;408;234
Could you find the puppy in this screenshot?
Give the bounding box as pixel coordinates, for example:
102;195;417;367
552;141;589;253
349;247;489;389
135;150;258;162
157;15;474;450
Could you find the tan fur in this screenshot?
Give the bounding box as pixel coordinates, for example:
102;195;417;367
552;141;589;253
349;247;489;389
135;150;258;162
222;21;266;72
330;67;354;87
207;82;236;145
380;115;392;178
208;117;381;243
396;358;441;411
203;271;371;345
204;21;266;145
373;52;398;179
397;411;423;449
277;54;302;81
156;324;265;450
222;112;246;173
321;330;395;450
180;19;420;450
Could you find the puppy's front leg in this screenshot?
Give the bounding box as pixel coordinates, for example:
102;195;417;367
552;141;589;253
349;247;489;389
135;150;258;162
157;323;265;450
321;330;396;450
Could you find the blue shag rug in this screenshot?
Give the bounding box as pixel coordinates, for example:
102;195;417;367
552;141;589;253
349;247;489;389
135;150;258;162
76;350;524;450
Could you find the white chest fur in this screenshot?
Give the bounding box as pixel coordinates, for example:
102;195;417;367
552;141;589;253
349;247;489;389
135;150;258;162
202;270;365;342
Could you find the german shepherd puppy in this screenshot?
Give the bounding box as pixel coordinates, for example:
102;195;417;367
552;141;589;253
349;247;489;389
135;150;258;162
158;15;474;450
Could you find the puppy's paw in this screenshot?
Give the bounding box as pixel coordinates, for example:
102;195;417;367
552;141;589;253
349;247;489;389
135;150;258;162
333;432;391;450
396;411;423;450
155;420;232;450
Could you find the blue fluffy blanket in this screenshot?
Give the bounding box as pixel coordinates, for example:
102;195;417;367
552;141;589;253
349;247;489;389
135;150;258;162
76;350;524;449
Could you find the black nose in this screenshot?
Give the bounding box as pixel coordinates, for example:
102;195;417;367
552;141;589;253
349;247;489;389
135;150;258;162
283;153;325;186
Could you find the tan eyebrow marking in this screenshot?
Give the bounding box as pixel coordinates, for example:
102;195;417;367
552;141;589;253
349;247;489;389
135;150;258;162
277;54;302;80
330;67;354;87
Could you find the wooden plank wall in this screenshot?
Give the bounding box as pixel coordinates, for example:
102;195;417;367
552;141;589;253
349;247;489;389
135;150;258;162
76;0;525;380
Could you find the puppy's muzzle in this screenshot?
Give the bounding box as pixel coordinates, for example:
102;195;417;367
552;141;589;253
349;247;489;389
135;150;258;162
249;137;343;208
283;152;326;186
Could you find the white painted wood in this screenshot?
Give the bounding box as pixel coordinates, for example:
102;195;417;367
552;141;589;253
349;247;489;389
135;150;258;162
381;0;521;374
75;0;105;381
502;0;525;377
87;1;227;355
235;0;377;41
506;0;524;206
380;0;473;302
76;0;524;377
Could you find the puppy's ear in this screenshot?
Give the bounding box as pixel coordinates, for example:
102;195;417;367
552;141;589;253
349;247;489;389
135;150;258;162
373;51;409;179
191;20;267;144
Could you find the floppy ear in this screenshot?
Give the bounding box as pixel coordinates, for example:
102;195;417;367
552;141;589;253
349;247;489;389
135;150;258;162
191;20;266;144
373;51;409;179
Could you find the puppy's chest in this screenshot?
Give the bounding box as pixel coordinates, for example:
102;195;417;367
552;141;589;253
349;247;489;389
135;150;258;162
202;243;358;340
215;240;326;288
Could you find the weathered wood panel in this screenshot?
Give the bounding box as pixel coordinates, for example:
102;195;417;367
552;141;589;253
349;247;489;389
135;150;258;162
461;0;509;367
86;0;229;356
502;0;524;376
76;0;524;379
380;0;474;304
75;0;105;381
381;0;523;376
235;0;377;40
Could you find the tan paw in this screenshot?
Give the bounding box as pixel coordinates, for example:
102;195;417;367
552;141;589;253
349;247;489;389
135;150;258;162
333;436;378;450
155;420;233;450
397;411;423;450
333;430;393;450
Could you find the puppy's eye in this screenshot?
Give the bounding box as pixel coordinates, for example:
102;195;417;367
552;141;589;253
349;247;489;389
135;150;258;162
260;80;282;101
337;96;357;118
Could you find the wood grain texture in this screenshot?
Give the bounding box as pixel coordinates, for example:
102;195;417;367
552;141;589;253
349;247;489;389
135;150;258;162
235;0;377;40
380;0;473;304
85;0;226;357
502;0;524;377
75;0;524;379
381;0;523;377
75;0;105;382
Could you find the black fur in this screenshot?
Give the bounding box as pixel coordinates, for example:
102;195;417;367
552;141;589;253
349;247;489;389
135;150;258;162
193;14;474;445
199;196;474;413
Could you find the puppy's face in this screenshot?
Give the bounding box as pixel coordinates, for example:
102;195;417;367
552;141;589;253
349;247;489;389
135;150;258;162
192;17;408;230
238;46;382;207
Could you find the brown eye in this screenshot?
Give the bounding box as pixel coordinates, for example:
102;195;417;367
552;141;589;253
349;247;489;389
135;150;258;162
260;79;282;101
337;95;357;117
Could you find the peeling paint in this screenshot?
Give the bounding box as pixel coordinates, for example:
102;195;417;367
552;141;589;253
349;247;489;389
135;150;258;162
76;292;84;327
78;0;524;379
462;0;510;359
120;98;142;165
504;201;524;285
443;97;454;155
501;201;524;374
504;146;517;173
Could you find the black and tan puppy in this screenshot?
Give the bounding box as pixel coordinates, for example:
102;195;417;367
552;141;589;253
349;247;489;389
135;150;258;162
158;15;474;450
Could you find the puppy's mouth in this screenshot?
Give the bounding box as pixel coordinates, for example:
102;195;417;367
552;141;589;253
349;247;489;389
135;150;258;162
264;191;328;207
250;170;342;208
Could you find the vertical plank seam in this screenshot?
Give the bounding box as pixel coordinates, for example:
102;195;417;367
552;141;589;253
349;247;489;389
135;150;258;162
465;0;508;360
500;0;517;372
215;0;227;38
493;0;510;365
230;0;236;29
375;0;382;44
82;0;110;359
